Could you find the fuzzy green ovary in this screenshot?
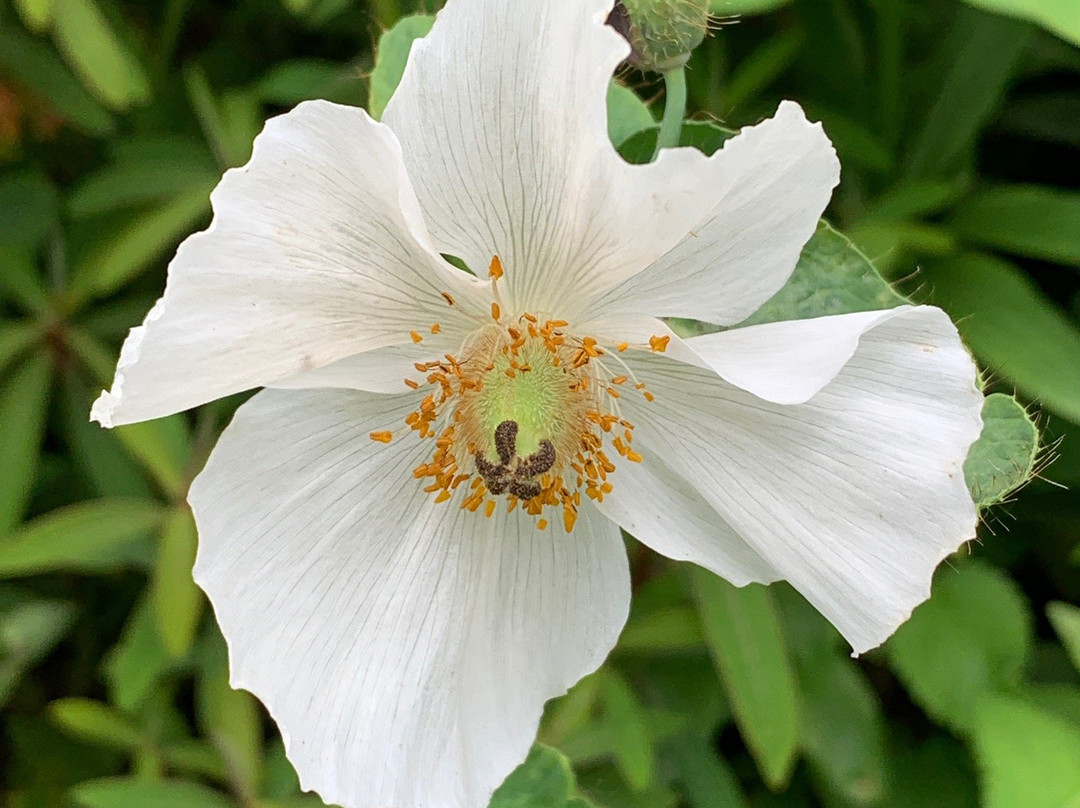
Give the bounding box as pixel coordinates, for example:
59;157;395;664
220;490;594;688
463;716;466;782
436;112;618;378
474;342;570;459
616;0;709;73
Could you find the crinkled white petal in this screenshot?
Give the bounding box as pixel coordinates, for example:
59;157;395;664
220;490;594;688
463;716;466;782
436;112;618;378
594;101;840;326
383;0;736;320
595;449;779;587
685;306;925;405
189;388;629;808
616;306;982;653
271;343;450;395
92;100;484;427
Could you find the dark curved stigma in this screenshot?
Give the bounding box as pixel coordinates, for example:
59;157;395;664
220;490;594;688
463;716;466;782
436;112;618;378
474;419;556;500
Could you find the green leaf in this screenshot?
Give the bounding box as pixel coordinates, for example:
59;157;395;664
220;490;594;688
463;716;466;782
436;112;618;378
905;10;1031;178
0;595;75;706
885;561;1032;733
689;569;798;788
0;499;162;577
661;733;748;808
618;120;734;166
742;221;905;327
1047;602;1080;674
973;695;1080;808
599;670;656;791
0;26;114;135
49;0;151;110
489;745;596;808
369;14;434;120
0;171;59;249
796;651;886;804
58;371;152;499
254;59;365;107
0;247;51;313
197;632;262;800
70;778;236;808
950;185;1080;266
49;698;143;751
710;0;793;14
103;595;177;712
0;353;52;536
68;137;218;218
69;185;212;305
617;606;705;654
0;322;41;379
922;252;1080;425
964;394;1039;508
150;507;202;659
607;83;655;148
13;0;55;31
961;0;1080;47
183;65;261;168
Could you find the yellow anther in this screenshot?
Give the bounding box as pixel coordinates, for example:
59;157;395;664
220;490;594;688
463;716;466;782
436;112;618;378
489;255;504;280
410;331;424;344
649;335;671;352
369;431;393;444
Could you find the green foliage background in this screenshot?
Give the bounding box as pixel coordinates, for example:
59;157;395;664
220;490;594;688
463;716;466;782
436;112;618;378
0;0;1078;806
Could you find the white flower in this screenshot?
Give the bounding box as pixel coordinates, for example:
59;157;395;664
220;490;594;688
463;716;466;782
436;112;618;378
91;0;983;806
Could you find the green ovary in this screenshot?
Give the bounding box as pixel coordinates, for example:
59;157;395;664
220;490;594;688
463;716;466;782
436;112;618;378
473;341;573;459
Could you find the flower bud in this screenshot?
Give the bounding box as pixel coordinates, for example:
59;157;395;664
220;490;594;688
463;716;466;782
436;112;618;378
608;0;710;74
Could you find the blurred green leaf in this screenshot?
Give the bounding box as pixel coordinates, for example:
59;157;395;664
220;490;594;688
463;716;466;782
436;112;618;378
689;570;798;789
0;322;41;379
0;25;114;135
743;221;904;327
964;394;1039;508
70;778;236;808
950;185;1080;266
617;607;704;654
1047;602;1080;675
0;353;52;536
618;120;734;165
197;632;262;801
797;650;886;805
254;59;365;107
710;0;793;14
49;0;151;110
722;29;803;113
69;185;212;305
0;248;50;314
662;733;748;808
0;594;74;705
961;0;1080;46
59;371;152;499
905;10;1031;178
607;83;655;148
489;745;597;808
0;171;59;249
13;0;55;31
886;561;1032;733
600;670;656;792
183;65;261;168
103;595;176;713
49;698;143;752
0;498;162;577
151;507;202;659
923;252;1080;425
68;138;218;219
369;14;434;120
1000;92;1080;149
973;694;1080;808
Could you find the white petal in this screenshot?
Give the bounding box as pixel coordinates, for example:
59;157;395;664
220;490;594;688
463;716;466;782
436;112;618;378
616;306;982;653
594;101;840;326
271;343;448;395
92;100;484;428
383;0;726;319
189;388;629;808
595;449;779;587
686;306;922;405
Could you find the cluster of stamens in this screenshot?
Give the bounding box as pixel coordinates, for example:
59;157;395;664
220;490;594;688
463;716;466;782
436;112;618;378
371;256;670;532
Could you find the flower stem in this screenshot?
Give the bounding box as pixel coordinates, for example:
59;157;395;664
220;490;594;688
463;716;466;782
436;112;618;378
654;67;687;160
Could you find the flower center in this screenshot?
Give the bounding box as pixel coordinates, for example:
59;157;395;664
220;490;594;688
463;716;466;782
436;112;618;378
375;257;663;532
